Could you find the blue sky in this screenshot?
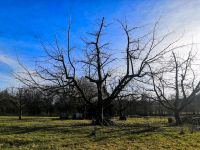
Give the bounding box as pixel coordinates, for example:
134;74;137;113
0;0;200;88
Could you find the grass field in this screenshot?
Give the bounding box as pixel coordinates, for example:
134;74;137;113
0;116;200;150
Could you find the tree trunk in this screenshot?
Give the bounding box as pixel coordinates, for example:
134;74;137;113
119;111;126;120
19;109;22;120
95;106;104;124
93;105;113;126
101;107;104;121
174;111;181;125
119;110;123;118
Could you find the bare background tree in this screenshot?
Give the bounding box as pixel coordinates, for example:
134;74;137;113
149;50;200;124
6;88;28;120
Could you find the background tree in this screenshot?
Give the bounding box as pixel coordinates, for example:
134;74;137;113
149;50;200;124
7;88;28;120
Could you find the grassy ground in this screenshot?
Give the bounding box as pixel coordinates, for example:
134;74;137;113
0;116;199;150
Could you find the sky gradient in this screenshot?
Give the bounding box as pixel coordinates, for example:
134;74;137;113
0;0;200;89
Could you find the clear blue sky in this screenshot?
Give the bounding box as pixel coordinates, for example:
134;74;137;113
0;0;199;88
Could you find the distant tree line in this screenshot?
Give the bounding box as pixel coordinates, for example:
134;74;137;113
0;86;200;121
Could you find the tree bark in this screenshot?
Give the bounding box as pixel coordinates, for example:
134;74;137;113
95;105;104;124
174;111;181;125
93;105;114;125
19;109;22;120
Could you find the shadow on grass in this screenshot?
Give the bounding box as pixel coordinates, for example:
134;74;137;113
88;124;160;142
0;122;95;136
0;120;161;144
0;125;70;135
0;140;36;148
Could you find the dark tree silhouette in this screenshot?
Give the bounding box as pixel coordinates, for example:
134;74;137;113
15;17;183;125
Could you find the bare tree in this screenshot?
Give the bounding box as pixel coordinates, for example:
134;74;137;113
149;50;200;125
7;87;28;120
15;17;183;125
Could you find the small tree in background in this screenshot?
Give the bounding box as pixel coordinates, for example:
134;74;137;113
149;50;200;125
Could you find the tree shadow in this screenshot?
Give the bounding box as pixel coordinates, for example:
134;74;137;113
0;125;70;135
90;124;160;142
0;121;96;136
0;121;161;144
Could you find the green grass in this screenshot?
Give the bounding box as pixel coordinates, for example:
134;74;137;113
0;116;199;150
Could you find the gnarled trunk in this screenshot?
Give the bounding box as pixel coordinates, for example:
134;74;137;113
174;111;181;125
18;109;22;120
93;105;113;126
95;106;104;124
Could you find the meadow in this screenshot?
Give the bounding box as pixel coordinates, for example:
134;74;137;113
0;116;200;150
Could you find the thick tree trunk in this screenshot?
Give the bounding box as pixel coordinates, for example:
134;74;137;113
119;111;123;118
101;107;104;121
174;111;181;125
19;109;22;120
95;106;104;124
93;105;113;126
119;112;126;120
